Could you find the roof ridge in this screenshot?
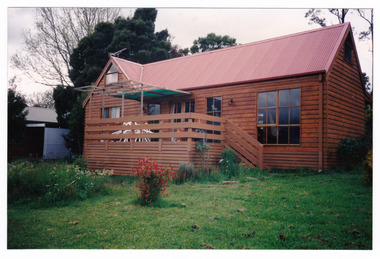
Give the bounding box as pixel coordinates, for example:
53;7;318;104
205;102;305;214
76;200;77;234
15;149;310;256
140;22;349;68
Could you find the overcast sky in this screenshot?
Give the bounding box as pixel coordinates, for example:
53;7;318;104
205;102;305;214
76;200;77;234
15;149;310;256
6;4;375;97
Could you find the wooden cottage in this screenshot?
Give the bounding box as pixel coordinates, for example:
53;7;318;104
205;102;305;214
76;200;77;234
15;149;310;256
80;23;369;175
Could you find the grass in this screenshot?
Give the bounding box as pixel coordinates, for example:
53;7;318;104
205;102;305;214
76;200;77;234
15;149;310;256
7;167;372;249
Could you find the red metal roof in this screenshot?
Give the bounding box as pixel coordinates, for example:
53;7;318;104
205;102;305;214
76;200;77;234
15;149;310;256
112;23;350;91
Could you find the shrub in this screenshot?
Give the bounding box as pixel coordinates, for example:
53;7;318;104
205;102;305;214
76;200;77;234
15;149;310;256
219;148;239;178
174;162;194;184
337;137;371;170
133;157;175;205
7;160;113;207
73;155;88;170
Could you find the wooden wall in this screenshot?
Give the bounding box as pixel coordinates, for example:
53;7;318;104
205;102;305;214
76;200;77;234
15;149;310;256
185;75;323;170
86;141;222;176
323;34;366;168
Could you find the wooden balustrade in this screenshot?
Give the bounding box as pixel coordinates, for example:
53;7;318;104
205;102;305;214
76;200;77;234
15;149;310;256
84;113;264;172
85;113;225;144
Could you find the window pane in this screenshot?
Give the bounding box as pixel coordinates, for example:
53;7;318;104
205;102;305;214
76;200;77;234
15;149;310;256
148;104;160;115
214;112;221;117
279;89;289;107
111;107;120;118
185;100;195;113
267;91;277;107
258;127;266;144
207;98;213;112
214;97;221;112
173;103;181;113
290;88;300;106
267;108;276;124
108;64;117;73
278;126;289;144
290;126;300;144
106;73;118;85
258;92;267;108
258;109;266;125
279;108;289;125
267;126;277;144
290;107;300;124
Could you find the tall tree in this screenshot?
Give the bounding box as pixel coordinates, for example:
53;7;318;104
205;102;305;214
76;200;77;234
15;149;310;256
190;33;237;54
105;9;172;64
11;7;121;87
69;8;173;87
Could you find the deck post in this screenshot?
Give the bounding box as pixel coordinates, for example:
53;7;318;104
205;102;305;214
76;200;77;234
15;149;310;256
101;89;105;118
187;137;192;152
258;144;263;169
140;84;144;116
121;86;125;118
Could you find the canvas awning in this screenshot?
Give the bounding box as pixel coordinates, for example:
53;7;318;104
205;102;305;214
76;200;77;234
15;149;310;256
76;80;191;117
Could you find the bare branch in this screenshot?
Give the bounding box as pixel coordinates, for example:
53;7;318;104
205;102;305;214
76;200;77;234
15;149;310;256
11;7;121;88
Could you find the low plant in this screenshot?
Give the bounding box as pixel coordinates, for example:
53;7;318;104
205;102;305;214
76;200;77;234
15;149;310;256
7;160;113;207
174;162;194;184
133;157;175;205
195;140;210;170
219;148;239;178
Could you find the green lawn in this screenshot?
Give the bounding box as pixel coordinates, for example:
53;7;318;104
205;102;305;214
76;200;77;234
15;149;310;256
8;169;372;249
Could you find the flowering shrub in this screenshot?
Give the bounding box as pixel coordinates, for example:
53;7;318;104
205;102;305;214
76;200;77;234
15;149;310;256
133;157;175;205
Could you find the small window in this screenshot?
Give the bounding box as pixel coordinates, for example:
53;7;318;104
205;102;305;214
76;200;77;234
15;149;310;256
105;64;118;85
101;107;120;119
344;36;353;63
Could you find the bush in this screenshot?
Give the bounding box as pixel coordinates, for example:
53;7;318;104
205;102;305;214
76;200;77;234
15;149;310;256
133;157;175;205
174;162;194;184
8;160;113;207
337;137;371;170
219;148;239;178
73;155;88;171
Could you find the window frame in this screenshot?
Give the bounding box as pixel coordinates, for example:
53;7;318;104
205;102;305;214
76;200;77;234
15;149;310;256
344;35;353;64
257;88;301;145
105;64;119;85
101;106;120;119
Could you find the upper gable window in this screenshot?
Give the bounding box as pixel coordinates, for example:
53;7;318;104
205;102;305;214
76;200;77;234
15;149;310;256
105;64;118;85
344;36;353;63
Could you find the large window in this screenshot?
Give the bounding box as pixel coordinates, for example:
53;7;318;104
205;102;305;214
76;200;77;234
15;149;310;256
102;106;120;119
105;64;118;85
257;88;300;145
